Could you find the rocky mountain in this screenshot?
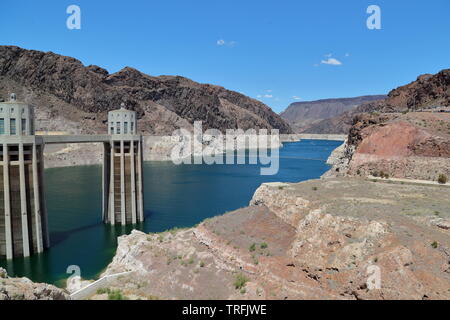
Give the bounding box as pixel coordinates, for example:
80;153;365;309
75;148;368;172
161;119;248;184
280;95;386;133
304;69;450;134
0;46;292;135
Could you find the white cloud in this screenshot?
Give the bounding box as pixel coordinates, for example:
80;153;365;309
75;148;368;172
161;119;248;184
345;53;350;57
324;53;333;58
321;58;342;66
257;93;273;99
216;39;237;47
292;96;302;100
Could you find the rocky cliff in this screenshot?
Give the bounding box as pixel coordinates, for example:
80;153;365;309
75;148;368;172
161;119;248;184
342;112;450;181
86;178;450;300
306;69;450;134
318;69;450;181
0;46;292;135
281;95;386;133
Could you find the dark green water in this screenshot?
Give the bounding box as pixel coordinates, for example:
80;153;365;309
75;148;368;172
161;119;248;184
0;140;342;286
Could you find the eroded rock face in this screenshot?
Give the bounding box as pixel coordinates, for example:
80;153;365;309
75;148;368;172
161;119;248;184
0;268;69;300
92;178;450;300
325;111;450;181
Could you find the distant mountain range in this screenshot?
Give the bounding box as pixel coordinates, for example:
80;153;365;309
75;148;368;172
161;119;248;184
280;95;386;133
282;68;449;134
0;46;292;135
308;69;450;134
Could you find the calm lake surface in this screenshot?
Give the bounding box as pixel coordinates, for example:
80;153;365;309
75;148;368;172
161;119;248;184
0;140;342;286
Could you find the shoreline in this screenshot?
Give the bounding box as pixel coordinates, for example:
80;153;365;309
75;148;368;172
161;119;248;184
43;134;346;169
79;176;450;300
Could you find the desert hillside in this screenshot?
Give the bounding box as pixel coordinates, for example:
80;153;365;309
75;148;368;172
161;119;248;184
306;70;450;134
321;69;450;182
0;46;292;135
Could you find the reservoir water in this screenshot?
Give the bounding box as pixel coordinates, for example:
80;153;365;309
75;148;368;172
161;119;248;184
0;140;342;286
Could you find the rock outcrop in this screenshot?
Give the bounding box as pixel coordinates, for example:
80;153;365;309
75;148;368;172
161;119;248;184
326;111;450;181
321;69;450;181
0;268;69;300
89;178;450;300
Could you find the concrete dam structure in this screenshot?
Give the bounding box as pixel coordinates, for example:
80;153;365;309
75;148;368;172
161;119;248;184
0;95;144;259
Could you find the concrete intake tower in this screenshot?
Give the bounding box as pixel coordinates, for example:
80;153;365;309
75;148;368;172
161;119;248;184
0;95;145;259
0;94;48;259
104;103;144;225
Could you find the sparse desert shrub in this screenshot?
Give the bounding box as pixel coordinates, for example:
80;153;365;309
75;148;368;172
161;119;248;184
431;241;439;249
96;288;109;295
234;274;249;290
379;171;390;179
260;242;268;249
249;243;256;252
438;174;448;184
312;187;318;191
108;289;128;300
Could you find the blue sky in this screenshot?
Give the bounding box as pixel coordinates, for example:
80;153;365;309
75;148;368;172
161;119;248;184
0;0;449;113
